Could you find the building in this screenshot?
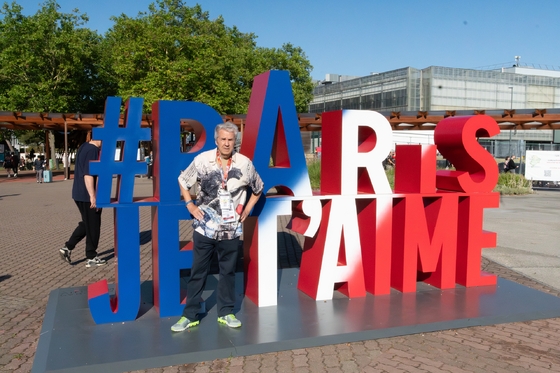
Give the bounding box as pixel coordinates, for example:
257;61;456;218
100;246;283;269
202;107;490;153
308;64;560;157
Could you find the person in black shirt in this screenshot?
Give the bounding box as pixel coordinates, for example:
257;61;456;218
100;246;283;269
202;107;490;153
58;140;107;268
12;152;20;177
506;155;518;173
3;153;14;177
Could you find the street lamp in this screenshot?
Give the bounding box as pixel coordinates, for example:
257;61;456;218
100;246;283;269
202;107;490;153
508;86;513;156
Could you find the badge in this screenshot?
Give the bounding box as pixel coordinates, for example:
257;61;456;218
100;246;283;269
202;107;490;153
218;188;236;223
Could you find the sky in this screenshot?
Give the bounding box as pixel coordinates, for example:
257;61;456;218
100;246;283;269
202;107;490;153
10;0;560;81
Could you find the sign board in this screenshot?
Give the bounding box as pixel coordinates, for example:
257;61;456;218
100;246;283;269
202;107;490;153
525;150;560;182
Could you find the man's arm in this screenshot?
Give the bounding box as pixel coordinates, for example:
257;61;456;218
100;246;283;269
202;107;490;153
239;192;262;223
85;175;97;208
178;180;204;221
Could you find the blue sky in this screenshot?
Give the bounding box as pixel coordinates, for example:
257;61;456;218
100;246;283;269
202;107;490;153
11;0;560;80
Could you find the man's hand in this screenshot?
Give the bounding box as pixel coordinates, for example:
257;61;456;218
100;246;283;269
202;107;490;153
239;210;250;222
187;203;204;221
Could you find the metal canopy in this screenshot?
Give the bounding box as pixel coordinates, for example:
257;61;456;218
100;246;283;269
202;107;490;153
1;108;560;132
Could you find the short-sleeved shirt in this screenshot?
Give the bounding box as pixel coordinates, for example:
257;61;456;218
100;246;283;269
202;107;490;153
178;149;264;240
72;142;99;202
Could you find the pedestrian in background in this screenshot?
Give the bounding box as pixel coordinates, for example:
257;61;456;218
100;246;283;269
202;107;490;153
506;155;518;173
12;152;20;178
3;153;14;177
503;156;510;173
315;144;322;159
146;150;153;179
58;140;107;268
34;156;45;183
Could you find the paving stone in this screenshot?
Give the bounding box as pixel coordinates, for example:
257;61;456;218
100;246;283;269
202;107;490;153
3;174;560;373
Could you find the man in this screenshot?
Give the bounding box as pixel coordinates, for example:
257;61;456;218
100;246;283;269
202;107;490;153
506;155;518;173
385;150;396;169
171;122;264;332
58;139;107;268
12;152;20;178
3;152;13;177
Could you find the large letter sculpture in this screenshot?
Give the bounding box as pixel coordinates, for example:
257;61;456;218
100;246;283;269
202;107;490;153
86;71;501;324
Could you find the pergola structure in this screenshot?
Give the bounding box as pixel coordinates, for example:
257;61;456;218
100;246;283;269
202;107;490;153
3;108;558;176
1;108;560;133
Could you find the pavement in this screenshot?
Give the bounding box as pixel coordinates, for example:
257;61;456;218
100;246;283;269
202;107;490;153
1;169;560;373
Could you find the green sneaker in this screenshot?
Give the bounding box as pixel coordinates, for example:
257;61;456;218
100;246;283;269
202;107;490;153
171;316;199;332
217;314;242;328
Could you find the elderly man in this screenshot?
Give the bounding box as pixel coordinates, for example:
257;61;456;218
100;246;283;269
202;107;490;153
171;122;264;332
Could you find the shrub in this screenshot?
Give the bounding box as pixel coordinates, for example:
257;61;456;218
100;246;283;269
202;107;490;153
494;173;533;195
307;161;532;195
308;160;321;190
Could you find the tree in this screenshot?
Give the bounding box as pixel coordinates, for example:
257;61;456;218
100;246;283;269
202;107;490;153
0;0;116;161
13;130;45;149
0;0;113;113
102;0;314;114
252;44;314;113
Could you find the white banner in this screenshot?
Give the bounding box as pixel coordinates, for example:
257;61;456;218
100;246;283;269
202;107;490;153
525;150;560;182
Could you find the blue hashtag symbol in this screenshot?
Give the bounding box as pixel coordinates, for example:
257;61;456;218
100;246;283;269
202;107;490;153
90;97;152;205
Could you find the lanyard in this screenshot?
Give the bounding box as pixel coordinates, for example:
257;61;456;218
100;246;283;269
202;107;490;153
216;151;232;189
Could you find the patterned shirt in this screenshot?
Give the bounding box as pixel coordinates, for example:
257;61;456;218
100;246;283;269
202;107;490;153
178;149;264;240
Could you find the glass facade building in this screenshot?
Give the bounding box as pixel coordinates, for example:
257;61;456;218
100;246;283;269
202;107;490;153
310;65;560;113
308;65;560;154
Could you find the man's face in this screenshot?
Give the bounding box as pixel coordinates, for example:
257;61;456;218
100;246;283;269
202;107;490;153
216;129;235;158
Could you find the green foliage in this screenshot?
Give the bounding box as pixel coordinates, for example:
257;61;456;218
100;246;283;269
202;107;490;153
102;0;313;113
385;167;395;190
0;0;112;113
307;163;532;195
494;172;533;195
13;129;45;146
252;43;314;112
307;159;321;190
0;0;315;154
0;0;313;118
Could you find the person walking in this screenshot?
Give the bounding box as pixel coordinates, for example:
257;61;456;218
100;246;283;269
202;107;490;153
506;155;519;173
3;153;14;177
34;156;45;183
58;140;107;268
171;122;264;332
12;152;20;178
503;156;510;173
146;150;153;179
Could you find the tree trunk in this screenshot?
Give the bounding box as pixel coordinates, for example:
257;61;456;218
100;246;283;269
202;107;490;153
49;131;56;170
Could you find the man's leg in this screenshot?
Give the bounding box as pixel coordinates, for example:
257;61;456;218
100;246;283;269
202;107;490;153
182;231;216;320
216;237;240;317
65;201;88;250
81;203;102;260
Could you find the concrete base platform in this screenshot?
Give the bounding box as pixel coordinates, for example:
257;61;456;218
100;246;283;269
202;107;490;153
33;269;560;373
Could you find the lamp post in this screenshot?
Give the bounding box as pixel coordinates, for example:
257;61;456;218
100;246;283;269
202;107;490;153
508;86;513;157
